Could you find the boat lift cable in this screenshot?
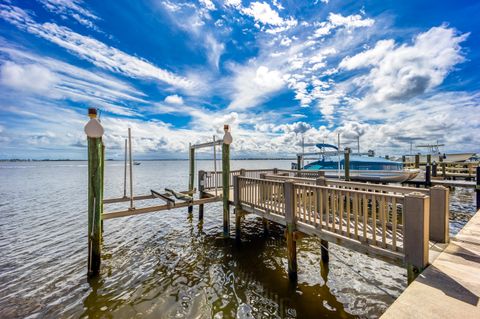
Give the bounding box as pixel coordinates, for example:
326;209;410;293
213;135;218;196
319;242;397;300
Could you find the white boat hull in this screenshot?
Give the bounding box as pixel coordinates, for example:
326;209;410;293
322;169;420;183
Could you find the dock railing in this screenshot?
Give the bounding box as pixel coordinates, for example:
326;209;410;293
233;176;430;281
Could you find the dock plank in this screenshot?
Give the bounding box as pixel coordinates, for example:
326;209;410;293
381;209;480;319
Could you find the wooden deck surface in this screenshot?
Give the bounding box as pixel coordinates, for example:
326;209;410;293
381;209;480;318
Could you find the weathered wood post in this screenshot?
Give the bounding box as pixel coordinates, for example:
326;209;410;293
296;155;302;173
402;155;406;166
233;175;241;241
198;170;205;220
429;186;449;243
188;144;195;214
84;108;104;277
344;147;350;181
222;125;233;237
426;154;431;166
415;154;420;169
441;162;446;179
259;173;270;234
316;177;329;263
432;161;437;177
123;139;127;198
284;180;297;280
425;163;431;187
404;192;430;284
476;166;480;210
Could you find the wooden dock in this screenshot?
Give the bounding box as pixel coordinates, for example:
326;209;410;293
381;209;480;318
202;169;451;282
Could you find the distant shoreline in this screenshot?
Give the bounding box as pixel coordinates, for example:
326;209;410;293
0;158;296;162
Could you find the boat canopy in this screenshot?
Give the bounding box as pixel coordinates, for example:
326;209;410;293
316;143;338;150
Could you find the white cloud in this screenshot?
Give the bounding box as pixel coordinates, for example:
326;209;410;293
228;65;285;110
164;94;184;105
224;0;242;8
241;1;297;33
38;0;99;30
0;4;195;90
0;62;58;93
342;25;468;104
199;0;216;11
328;13;374;28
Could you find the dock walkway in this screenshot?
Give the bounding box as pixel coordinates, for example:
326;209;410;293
381;209;480;318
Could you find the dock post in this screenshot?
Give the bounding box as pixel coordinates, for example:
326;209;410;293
476;167;480;210
315;177;329;262
425;163;431;187
222;125;233;237
402;155;406;166
432;161;437;177
415;154;420;169
404;192;430;284
198;170;205;221
284;180;297;280
344;147;350;181
84;108;104;277
233;175;241;241
188;144;195;214
296;155;302;174
426;154;431;166
259;173;269;233
429;186;449;243
441;162;446;179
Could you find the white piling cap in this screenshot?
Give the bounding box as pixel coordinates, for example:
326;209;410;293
223;124;233;145
84;108;104;138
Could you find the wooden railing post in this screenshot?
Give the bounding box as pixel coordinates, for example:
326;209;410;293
429;185;449;243
240;169;246;176
476;166;480;210
316;177;329;262
188;144;195;214
273;168;278;174
222;125;232;238
404;192;430;284
284;180;297;280
233;175;241;241
259;173;269;233
198;170;205;220
84;108;104;277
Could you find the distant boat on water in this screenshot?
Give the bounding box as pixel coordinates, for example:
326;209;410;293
133;161;141;165
294;143;419;183
406;143;476;163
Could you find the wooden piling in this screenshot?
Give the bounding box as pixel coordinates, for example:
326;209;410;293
441;162;446;178
425;164;431;187
426;154;431;166
476;167;480;210
404;192;429;284
432;162;437;177
128;128;133;210
123;139;127;198
188;144;195;214
198;170;205;220
85;108;104;277
296;155;302;172
415;154;420;169
320;240;329;263
222;125;232;237
429;186;449;243
284;180;297;280
344;147;350;181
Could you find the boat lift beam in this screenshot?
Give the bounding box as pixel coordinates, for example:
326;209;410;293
191;139;223;149
297;150;373;157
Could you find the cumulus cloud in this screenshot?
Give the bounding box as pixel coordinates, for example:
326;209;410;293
228;65;285;110
341;25;468;104
0;61;58;93
164;94;184;105
241;1;297;33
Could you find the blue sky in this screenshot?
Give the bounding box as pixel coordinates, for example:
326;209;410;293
0;0;478;159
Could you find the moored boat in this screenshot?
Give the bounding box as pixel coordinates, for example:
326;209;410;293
295;144;419;183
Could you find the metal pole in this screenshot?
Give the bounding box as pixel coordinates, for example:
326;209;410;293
344;147;350;181
188;143;194;214
128;128;133;210
222;125;232;237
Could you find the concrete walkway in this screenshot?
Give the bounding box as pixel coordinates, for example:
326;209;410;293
382;209;480;318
